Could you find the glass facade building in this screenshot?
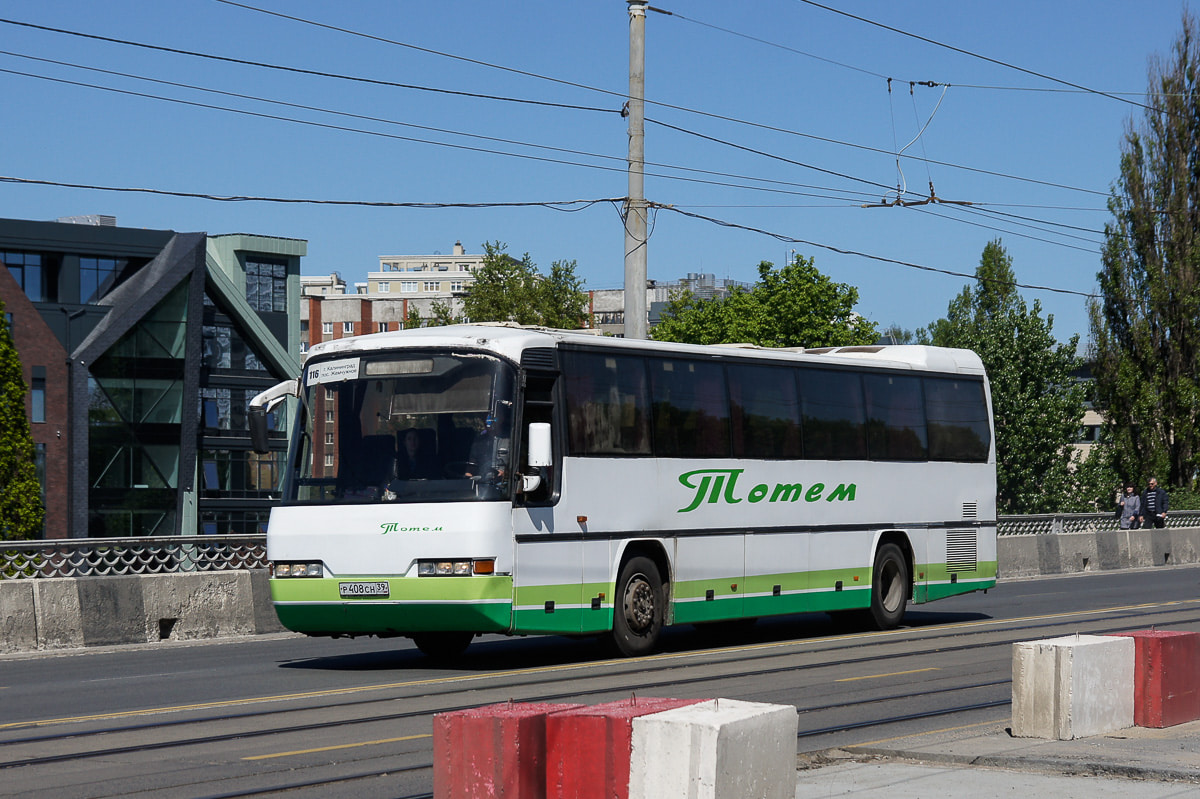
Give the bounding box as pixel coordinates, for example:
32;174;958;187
0;218;304;538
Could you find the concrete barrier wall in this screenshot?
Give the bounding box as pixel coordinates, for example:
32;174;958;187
0;570;283;654
2;527;1199;655
998;526;1200;579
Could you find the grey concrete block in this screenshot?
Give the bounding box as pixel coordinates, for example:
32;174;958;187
1012;634;1134;740
1036;533;1063;575
249;569;285;634
76;576;148;646
1059;532;1099;573
0;580;37;653
140;572;255;641
33;578;84;650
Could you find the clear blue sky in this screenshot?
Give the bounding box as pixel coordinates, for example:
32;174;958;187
1;1;1189;343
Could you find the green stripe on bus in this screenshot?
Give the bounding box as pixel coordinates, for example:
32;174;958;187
270;575;512;603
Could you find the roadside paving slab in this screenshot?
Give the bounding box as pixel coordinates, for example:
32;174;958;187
795;718;1200;797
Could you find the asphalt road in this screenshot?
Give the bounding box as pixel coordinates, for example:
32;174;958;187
1;565;1197;798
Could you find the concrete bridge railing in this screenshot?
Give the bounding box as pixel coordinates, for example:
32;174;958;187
3;519;1200;654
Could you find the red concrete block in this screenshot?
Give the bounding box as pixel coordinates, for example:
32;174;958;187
544;698;706;799
1114;630;1200;728
434;702;584;799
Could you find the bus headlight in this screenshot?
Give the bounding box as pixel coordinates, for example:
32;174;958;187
274;562;324;578
416;559;495;576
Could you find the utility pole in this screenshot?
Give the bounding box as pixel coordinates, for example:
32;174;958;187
624;1;648;339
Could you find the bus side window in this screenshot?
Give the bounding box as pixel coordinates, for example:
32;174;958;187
563;352;651;456
924;377;990;461
729;363;802;459
864;374;928;461
648;358;730;458
799;369;868;460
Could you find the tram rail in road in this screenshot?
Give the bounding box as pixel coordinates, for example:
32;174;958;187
1;569;1198;798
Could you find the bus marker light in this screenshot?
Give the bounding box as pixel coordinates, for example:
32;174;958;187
577;516;587;524
731;584;738;591
853;576;860;581
473;559;495;575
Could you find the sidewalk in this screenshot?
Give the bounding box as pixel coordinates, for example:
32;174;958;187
796;718;1200;797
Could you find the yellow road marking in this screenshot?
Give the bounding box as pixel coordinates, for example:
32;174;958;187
243;733;431;760
835;667;939;682
847;717;1007;749
0;662;601;731
5;597;1197;732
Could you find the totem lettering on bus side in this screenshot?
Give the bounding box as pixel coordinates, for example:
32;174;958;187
677;468;857;513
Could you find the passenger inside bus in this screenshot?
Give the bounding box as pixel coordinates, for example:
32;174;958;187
395;427;439;480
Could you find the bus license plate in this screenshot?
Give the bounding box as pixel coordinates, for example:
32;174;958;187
339;581;390;598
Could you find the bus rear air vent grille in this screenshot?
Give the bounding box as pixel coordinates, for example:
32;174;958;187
521;348;558;370
962;502;978;519
946;529;978;572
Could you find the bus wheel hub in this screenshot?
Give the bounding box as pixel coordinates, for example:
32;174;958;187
624;576;654;632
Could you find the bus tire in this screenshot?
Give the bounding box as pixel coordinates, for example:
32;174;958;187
412;631;474;660
867;543;909;630
609;556;664;657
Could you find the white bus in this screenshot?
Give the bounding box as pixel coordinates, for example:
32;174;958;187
251;324;996;658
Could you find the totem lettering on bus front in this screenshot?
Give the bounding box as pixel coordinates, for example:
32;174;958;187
677;468;857;513
380;523;444;534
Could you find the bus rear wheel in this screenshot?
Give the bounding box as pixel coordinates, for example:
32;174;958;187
867;543;909;630
412;631;474;660
608;556;664;657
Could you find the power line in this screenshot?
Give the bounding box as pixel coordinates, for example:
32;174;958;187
0;17;617;114
0;175;623;209
1;171;1100;297
2;61;1108;254
649;7;889;81
912;206;1101;254
656;7;1154;99
213;0;630;102
0;48;893;207
647;117;898;194
791;0;1153;112
652;203;1098;298
1;15;1112;200
1;57;1111;255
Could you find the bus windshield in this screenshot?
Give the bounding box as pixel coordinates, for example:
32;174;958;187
285;352;516;504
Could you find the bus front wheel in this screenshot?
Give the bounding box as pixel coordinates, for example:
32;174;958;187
867;543;909;630
609;556;664;657
412;631;474;660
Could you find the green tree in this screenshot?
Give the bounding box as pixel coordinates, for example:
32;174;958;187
428;301;457;327
1088;12;1200;489
404;306;423;329
924;240;1087;514
652;254;877;347
538;260;589;329
460;242;588;328
0;302;45;540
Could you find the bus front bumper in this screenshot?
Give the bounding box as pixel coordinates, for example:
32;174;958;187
270;575;513;635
